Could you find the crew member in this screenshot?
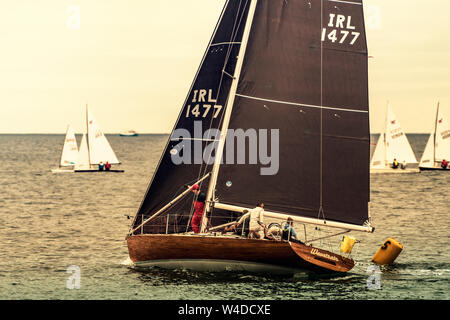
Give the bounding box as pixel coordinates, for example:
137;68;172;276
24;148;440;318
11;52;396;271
392;158;399;169
189;184;206;233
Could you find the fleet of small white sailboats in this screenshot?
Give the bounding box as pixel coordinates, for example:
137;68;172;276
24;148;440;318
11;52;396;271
419;102;450;171
52;105;123;173
370;103;419;173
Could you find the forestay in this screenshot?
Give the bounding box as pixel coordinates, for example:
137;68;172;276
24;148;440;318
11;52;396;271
131;0;252;234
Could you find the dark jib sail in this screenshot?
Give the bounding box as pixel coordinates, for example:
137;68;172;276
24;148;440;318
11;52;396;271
214;0;370;227
131;0;251;234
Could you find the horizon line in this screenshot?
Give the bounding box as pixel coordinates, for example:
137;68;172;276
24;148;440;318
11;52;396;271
0;132;433;135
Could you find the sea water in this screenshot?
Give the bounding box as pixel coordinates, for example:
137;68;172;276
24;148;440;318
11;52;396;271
0;134;448;300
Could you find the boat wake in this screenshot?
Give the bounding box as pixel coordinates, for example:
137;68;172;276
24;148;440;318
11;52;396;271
120;256;134;267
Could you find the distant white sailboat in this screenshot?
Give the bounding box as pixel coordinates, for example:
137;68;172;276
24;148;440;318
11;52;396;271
51;125;78;173
370;103;419;173
419;102;450;171
74;105;124;173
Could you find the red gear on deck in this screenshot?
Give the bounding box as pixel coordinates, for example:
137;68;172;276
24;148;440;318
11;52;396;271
191;199;205;233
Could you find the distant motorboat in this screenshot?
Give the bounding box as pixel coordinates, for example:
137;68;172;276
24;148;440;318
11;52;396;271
120;130;138;137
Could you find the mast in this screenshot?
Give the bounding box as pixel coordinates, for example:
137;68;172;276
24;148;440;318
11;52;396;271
130;1;252;235
384;101;388;167
85;103;91;168
202;0;258;233
433;101;440;165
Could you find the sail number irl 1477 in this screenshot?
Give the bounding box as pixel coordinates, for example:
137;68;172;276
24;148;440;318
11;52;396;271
322;14;360;45
186;89;223;119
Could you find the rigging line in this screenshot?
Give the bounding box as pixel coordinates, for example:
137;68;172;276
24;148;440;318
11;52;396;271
211;41;242;47
187;0;242;221
200;0;252;231
185;0;245;228
202;0;247;147
197;0;244;167
327;0;362;5
198;4;249;232
189;1;250;228
170;137;220;142
319;0;324;218
197;0;249;183
128;0;232;231
177;1;248;229
234;94;368;113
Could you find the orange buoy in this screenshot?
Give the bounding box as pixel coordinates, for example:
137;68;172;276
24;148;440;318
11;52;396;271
372;238;403;265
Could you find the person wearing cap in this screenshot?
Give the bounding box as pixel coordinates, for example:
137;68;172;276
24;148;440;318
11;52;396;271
189;184;207;233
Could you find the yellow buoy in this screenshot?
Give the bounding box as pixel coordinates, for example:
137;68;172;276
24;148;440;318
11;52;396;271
372;238;403;265
340;235;356;254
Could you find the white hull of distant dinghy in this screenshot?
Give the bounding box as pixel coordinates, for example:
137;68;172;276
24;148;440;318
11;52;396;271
419;166;450;172
51;168;75;173
371;168;419;174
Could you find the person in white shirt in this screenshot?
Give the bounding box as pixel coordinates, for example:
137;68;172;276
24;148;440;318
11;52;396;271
223;203;270;239
248;203;267;239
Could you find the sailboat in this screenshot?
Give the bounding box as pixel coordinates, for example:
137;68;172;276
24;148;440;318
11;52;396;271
370;103;419;173
74;105;124;173
51;125;78;173
126;0;374;275
419;102;450;171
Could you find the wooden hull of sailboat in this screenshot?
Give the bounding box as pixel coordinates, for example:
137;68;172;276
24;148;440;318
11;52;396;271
419;166;450;171
126;234;354;274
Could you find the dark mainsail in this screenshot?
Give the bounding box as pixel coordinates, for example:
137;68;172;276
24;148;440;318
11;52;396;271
214;0;370;227
131;0;251;234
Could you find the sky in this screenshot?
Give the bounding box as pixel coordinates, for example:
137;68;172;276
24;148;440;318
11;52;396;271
0;0;449;134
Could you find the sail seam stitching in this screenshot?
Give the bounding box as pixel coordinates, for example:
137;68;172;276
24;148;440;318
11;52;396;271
211;41;242;47
235;94;368;113
327;0;362;5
